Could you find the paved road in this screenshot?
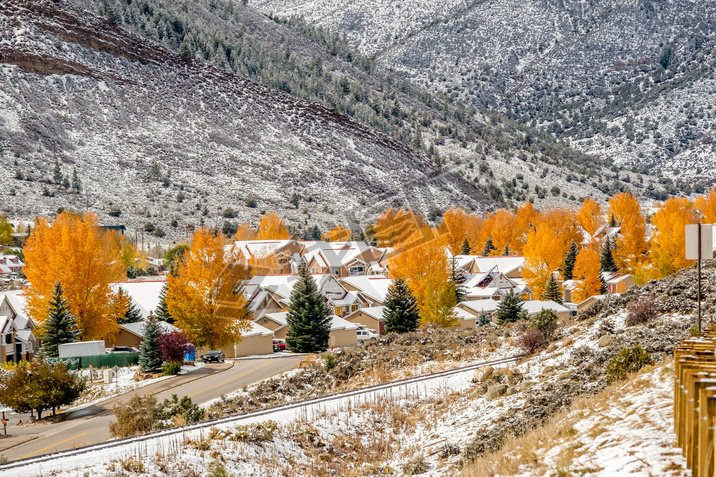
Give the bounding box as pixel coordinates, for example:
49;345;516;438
0;356;302;461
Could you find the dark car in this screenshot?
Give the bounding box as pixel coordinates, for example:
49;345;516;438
273;341;280;352
201;350;225;363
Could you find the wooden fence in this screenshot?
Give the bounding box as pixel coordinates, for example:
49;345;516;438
674;331;716;476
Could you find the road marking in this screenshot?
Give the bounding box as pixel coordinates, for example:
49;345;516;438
20;432;88;459
187;359;276;398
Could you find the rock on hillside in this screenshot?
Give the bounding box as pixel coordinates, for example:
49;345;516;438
0;0;487;242
254;0;716;184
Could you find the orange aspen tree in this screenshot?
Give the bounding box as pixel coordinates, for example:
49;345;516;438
24;212;125;340
374;208;428;248
572;247;603;302
650;197;697;278
695;189;716;224
166;228;251;349
257;212;290;240
490;209;520;254
108;287;133;325
608;193;649;277
388;233;456;327
322;225;352;242
577;197;605;238
513;202;539;252
233;222;257;241
439;207;471;255
523;223;563;298
538;208;582;258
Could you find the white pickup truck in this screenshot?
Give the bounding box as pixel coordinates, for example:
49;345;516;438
356;325;379;343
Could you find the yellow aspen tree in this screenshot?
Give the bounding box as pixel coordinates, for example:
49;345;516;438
577;197;605;238
374;208;427;248
439;207;471;255
233;222;257;241
608;193;649;277
572;247;603;302
24;212;125;340
322;225;352;242
523;223;563;298
650;197;697;278
166;228;251;349
257;212;290;240
695;189;716;224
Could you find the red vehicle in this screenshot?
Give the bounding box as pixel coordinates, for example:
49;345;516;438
273;339;287;351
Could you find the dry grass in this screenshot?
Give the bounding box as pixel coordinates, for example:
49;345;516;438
460;363;669;477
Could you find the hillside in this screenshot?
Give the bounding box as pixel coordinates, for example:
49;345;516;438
0;0;488;243
254;0;716;186
64;0;661;214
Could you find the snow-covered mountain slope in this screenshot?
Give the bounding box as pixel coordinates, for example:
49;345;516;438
0;0;488;241
254;0;716;183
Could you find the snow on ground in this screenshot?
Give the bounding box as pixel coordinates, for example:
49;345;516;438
68;363;205;410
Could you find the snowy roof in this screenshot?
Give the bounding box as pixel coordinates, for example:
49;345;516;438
302;241;375;269
470;256;525;275
347;306;386;321
330;291;361;307
242;322;274;338
229;240;297;260
249;274;335;300
522;300;570;315
120;320;179;337
455;307;476;321
111;281;167;319
457;299;500;315
15;329;35;342
262;311;289;328
0;316;15;334
331;315;358;331
339;276;392;303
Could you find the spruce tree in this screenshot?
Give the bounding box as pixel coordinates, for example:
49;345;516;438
155;283;173;324
600;237;618;272
482;236;496;256
382;278;420;334
450;258;468;304
502;244;510;256
460;237;471;255
139;317;162;372
53;159;62;184
285;264;332;352
495;290;527;325
541;274;563;304
122;300;143;324
42;282;80;358
563;240;579;280
71;167;81;193
609;213;617;227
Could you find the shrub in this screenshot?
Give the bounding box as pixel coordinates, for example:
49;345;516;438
517;327;546;354
162;361;182;376
402;457;429;475
110;395;161;438
159;331;192;363
161;394;204;425
625;298;660;326
605;345;652;383
207;461;229;477
231;421;277;444
530;309;558;340
324;354;338;372
477;311;492;328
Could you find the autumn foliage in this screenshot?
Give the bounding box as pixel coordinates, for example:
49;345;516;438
257;212;290;240
572;246;603;302
24;212;125;340
166;228;251;349
322;225;352;242
649;197;697;277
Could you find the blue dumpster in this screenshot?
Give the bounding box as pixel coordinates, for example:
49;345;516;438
184;345;196;363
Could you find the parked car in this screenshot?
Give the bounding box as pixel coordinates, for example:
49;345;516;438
276;339;287;351
273;341;280;352
109;346;139;354
201;350;225;363
357;329;379;343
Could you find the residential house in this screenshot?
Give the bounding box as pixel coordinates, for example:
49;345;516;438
454;307;478;329
345;306;386;334
339;276;393;307
0;255;24;277
219;322;274;358
255;312;358;348
110;280;167;318
227;239;303;273
602;272;635;294
456;299;501;319
106;319;180;349
301;241;385;278
0;291;38;363
522;300;571;320
462;266;532;301
469;256;526;279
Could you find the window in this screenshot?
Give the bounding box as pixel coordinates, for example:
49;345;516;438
334;307;342;315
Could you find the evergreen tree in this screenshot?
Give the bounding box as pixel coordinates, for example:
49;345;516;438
382;278;420;334
502;244;510;256
155;283;173;324
53;159;62;184
285;263;332;353
450;258;468;304
71;167;81;193
460;237;471;255
563;240;579;280
42;282;80;358
139;317;162;372
122;299;143;324
600;237;618;272
476;311;492;327
609;213;617;227
482;236;496;256
541;274;563;304
495;290;527;325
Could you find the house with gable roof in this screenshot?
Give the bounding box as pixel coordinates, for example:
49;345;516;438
0;255;24;277
461;266;531;301
301;241;386;278
0;290;38;363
